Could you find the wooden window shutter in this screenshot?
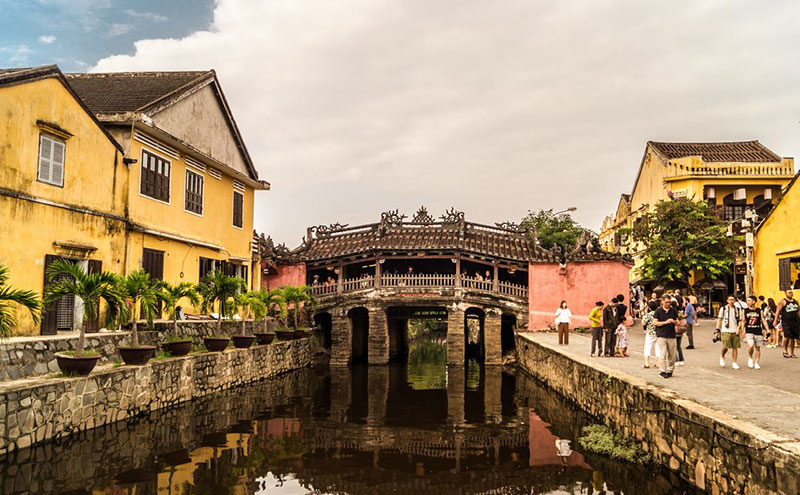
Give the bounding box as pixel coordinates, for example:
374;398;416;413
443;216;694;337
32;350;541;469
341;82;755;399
85;260;102;333
233;191;244;228
38;136;52;183
41;254;59;335
779;258;792;291
51;139;65;186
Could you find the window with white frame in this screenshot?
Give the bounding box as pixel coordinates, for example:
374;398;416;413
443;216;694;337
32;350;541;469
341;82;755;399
37;134;65;186
185;169;204;214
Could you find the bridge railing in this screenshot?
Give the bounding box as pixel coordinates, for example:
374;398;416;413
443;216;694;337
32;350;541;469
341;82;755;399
343;276;374;292
312;273;528;300
461;275;493;292
381;274;456;288
498;280;528;299
310;284;338;296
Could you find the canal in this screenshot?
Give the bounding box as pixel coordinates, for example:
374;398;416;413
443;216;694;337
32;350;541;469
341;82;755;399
0;333;699;494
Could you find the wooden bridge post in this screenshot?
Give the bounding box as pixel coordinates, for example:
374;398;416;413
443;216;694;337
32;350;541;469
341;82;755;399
455;254;462;288
492;261;499;293
337;260;344;295
375;255;382;288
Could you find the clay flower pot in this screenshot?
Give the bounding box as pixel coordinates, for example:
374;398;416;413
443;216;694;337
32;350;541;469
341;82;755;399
203;337;230;352
275;331;294;341
254;332;275;345
232;335;256;348
293;329;309;339
117;346;157;366
55;353;101;376
161;340;192;357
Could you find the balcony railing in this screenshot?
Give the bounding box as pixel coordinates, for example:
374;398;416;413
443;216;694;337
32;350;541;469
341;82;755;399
310;273;528;300
665;162;794;179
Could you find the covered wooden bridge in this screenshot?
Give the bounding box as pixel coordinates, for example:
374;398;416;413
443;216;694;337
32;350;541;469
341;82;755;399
259;207;628;366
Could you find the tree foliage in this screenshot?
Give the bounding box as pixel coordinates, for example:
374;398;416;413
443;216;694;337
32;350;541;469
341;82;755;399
0;264;40;339
628;198;736;282
520;209;595;250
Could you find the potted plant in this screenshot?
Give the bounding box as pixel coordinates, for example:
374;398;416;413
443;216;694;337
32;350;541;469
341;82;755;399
281;285;316;339
197;270;244;352
274;327;295;341
0;264;41;340
253;289;285;345
43;260;125;376
158;281;199;356
229;291;259;348
116;270;159;365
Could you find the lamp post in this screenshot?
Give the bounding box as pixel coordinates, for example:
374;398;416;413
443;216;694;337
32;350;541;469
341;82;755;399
552;207;577;216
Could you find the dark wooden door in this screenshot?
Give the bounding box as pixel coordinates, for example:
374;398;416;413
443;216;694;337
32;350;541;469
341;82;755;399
85;260;102;333
142;248;165;318
41;254;59;335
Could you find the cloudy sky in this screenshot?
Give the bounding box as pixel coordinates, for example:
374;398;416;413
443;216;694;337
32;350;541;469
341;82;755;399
4;0;800;246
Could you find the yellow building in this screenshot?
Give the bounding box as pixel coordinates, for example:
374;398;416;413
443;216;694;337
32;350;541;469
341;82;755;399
600;141;794;297
0;66;128;334
0;66;268;335
66;70;269;300
754;172;800;300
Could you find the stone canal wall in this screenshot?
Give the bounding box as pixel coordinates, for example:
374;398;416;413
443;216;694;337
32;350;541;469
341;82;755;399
0;338;311;456
516;334;800;495
0;320;264;382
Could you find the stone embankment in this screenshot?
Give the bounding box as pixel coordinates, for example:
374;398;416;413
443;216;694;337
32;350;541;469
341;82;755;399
0;320;264;382
0;338;310;456
517;333;800;495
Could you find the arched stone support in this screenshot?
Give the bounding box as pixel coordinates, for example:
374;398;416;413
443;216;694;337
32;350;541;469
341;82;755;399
367;305;389;365
330;308;351;366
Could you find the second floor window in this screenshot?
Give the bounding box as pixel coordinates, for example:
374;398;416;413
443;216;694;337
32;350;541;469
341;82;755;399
140;149;170;202
185;169;204;214
233;190;244;228
37;134;65;187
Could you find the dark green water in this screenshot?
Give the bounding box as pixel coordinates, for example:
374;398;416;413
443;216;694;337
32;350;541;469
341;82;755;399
0;339;699;495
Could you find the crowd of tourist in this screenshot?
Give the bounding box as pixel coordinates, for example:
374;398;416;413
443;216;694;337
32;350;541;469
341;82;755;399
555;287;800;379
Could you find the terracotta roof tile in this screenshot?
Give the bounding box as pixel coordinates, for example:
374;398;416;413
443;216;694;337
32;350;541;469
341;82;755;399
649;141;782;163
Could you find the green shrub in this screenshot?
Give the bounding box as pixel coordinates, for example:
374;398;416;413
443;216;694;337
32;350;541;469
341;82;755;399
152;351;173;361
578;424;656;465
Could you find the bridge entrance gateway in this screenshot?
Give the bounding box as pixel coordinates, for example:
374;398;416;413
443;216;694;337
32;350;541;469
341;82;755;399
259;206;629;366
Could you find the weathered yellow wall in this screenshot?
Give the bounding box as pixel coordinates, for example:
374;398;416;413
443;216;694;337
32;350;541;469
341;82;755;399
0;77;125;335
124;136;255;286
755;175;800;301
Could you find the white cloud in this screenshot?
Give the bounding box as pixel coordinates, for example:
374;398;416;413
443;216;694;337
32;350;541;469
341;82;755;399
106;23;132;37
0;45;32;66
92;0;800;244
124;9;168;23
38;35;56;44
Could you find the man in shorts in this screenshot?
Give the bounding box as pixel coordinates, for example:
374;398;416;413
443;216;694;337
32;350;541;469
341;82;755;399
716;295;743;369
744;295;767;369
775;288;800;358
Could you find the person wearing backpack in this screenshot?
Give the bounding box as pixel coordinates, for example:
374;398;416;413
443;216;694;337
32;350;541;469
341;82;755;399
716;295;744;369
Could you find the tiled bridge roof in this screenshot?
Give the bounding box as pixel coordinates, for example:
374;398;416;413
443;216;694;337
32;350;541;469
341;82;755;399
258;207;624;264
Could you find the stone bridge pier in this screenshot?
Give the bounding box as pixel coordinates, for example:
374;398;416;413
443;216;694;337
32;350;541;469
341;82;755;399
323;298;525;367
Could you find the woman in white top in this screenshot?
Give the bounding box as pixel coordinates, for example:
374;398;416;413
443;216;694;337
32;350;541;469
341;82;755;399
555;300;572;345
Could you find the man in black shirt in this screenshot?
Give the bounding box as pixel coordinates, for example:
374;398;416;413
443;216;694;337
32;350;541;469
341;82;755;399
744;295;767;369
602;298;619;357
653;294;679;378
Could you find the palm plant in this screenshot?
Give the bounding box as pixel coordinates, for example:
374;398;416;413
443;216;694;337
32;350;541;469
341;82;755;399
197;270;246;335
0;264;41;339
118;270;159;347
158;281;200;335
43;259;125;355
253;288;286;331
281;285;317;329
232;291;267;335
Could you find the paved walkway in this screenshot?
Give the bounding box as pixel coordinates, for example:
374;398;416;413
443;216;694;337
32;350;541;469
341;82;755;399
521;321;800;441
